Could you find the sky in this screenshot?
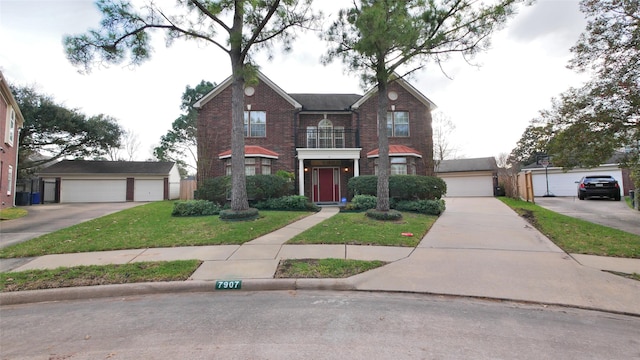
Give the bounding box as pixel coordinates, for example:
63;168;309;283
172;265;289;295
0;0;590;162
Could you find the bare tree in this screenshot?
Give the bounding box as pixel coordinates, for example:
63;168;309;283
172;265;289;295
432;112;459;170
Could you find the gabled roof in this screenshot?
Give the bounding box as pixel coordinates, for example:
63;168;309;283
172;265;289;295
38;160;176;175
218;145;279;159
436;157;497;173
289;94;362;112
351;75;437;110
193;70;302;109
367;145;422;158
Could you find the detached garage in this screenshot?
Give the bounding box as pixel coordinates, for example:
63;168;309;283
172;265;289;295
521;163;629;197
39;160;180;203
436;157;498;197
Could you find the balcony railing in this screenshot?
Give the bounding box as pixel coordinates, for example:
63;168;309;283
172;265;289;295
296;128;358;149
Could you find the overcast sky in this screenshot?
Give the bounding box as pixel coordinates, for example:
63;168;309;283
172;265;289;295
0;0;589;162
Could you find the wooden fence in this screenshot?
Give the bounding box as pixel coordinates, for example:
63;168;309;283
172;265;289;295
179;179;197;200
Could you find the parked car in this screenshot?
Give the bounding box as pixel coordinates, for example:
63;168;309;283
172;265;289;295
576;175;621;201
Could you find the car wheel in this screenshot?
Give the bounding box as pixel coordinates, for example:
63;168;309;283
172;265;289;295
614;195;621;201
578;193;584;200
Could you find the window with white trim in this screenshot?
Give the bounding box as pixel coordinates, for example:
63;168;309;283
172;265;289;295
225;157;272;175
307;126;317;148
5;107;16;146
374;157;416;175
7;165;12;195
386;111;409;137
244;111;266;137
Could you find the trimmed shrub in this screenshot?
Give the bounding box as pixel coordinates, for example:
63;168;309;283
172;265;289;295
194;176;231;205
348;175;447;201
351;194;378;210
348;175;378;197
389;175;447;200
219;208;260;221
254;195;320;212
393;199;446;215
172;200;221;217
365;209;403;221
246;175;294;202
195;175;294;205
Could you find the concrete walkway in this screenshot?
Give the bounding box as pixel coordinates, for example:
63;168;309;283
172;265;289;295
2;199;639;315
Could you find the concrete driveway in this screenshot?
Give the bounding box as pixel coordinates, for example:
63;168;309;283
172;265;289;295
534;196;640;236
0;202;144;249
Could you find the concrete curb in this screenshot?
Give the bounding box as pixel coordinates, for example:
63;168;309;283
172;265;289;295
0;279;356;306
3;279;639;318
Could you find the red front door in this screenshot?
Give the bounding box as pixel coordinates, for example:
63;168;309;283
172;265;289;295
313;168;339;202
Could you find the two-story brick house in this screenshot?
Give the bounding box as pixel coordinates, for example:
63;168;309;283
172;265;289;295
195;71;435;204
0;72;25;209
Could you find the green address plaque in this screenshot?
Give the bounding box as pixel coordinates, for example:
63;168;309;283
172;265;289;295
215;280;242;290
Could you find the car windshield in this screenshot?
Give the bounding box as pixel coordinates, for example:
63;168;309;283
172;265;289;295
584;176;615;182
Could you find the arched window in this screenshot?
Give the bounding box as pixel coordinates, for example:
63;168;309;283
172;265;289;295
318;119;333;148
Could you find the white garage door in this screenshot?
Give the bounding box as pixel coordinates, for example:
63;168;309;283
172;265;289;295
532;169;623;197
61;179;126;203
442;175;494;197
134;179;164;202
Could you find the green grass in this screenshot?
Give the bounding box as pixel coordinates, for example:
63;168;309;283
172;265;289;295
0;260;201;292
499;197;640;258
275;258;385;278
0;201;311;258
287;211;437;247
0;207;28;220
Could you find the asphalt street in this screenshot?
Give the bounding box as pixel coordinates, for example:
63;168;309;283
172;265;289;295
2;291;639;359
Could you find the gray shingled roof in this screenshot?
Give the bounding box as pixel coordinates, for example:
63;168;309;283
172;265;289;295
436;157;498;173
38;160;176;175
289;94;362;111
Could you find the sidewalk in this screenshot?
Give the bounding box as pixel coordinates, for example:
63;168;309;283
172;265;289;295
2;199;639;315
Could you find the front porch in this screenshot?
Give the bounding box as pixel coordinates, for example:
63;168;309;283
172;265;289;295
296;148;362;204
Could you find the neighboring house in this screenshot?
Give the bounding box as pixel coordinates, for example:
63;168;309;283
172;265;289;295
38;160;180;203
195;71;436;203
519;154;633;197
435;157;498;197
0;71;25;209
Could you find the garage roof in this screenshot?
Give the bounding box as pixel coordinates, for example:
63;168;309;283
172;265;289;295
436;157;497;173
39;160;176;175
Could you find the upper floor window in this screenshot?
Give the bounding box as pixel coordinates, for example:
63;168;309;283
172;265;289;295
306;119;345;148
244;111;266;137
5;107;16;146
387;111;409;137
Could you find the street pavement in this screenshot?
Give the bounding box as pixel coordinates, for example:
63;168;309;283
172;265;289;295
1;198;639;315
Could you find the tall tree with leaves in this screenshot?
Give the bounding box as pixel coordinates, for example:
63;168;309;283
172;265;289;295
541;0;639;188
64;0;318;213
11;85;124;179
154;80;215;175
324;0;522;212
509;119;554;166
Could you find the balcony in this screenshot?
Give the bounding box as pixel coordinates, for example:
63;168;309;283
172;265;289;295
296;128;358;149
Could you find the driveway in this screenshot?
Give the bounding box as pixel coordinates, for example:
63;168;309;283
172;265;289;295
534;196;640;236
0;202;144;249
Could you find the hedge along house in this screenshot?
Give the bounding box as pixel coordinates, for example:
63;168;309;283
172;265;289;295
195;71;436;204
38;160;180;203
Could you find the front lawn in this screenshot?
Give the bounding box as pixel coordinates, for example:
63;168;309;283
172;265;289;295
0;201;312;258
287;211;438;247
499;197;640;258
275;258;385;278
0;260;201;292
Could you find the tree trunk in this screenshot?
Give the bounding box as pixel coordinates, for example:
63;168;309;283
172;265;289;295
376;79;390;212
229;4;249;212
